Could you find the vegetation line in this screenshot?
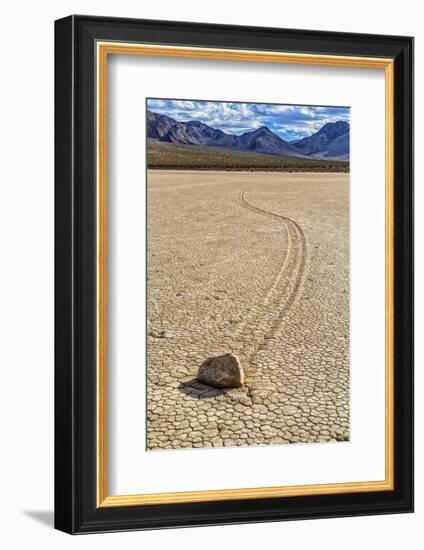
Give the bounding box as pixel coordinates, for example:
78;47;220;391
147;140;350;173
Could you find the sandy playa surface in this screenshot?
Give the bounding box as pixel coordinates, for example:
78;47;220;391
147;170;349;450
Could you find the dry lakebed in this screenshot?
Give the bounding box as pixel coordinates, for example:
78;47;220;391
147;170;350;451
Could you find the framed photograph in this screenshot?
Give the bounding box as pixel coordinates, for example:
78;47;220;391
54;15;413;534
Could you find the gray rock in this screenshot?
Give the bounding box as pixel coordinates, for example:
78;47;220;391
197;353;244;389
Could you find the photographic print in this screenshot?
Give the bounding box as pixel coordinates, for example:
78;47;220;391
146;98;350;451
56;18;413;532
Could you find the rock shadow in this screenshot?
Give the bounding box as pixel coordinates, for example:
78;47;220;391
178;378;227;399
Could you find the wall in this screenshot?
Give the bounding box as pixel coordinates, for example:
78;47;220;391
0;1;420;548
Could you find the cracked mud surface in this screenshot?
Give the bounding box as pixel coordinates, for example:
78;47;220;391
147;171;349;450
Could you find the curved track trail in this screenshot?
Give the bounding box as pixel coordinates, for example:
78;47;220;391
233;191;308;386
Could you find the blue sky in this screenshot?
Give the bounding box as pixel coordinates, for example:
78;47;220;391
147;99;350;142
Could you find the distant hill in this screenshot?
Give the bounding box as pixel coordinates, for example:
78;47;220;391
235;126;305;157
291;120;350;161
147;110;307;158
146;110;176;139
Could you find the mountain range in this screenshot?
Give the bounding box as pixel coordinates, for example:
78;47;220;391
147;110;349;161
291;120;349;161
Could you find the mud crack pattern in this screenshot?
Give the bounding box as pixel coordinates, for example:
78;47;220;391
146;171;350;450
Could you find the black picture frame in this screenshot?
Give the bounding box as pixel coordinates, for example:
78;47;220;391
55;15;414;534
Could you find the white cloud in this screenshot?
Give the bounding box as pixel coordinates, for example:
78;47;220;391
147;99;350;140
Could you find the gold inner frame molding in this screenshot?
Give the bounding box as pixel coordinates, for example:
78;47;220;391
96;41;395;508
